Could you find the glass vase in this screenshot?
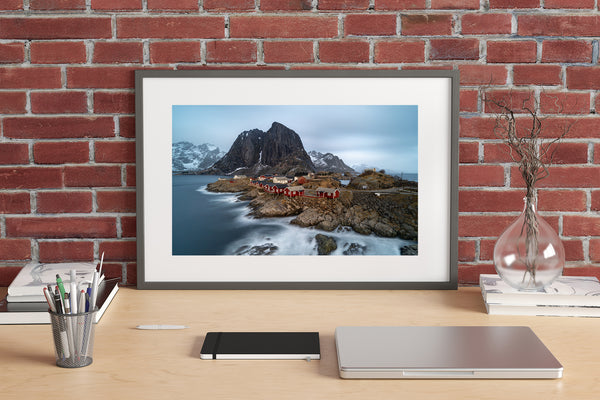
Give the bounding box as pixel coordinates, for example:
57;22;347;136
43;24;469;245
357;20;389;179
493;198;565;291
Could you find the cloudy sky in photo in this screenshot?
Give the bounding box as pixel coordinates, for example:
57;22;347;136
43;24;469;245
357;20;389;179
172;105;418;174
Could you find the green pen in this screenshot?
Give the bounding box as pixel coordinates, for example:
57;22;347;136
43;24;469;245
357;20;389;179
56;274;66;300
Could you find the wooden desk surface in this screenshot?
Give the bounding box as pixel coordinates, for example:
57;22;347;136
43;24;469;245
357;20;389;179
1;287;599;399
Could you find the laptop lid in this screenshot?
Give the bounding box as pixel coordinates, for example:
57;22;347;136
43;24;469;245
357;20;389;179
335;326;563;379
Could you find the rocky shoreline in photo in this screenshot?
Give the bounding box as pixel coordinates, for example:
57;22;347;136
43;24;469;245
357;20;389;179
206;178;418;255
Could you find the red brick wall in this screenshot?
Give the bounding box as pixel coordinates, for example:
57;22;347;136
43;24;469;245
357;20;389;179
1;1;599;286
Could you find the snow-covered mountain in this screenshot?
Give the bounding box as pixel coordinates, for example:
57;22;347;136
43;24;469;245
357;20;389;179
309;150;355;174
172;141;225;172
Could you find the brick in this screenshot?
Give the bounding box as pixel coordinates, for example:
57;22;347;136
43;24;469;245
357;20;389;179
0;43;25;63
263;41;314;63
93;42;144;64
544;0;595;9
319;41;370;63
91;0;141;10
460;189;524;212
459;165;505;187
121;216;136;237
64;166;122;187
459;89;478;112
204;0;255;11
4;117;114;139
126;262;137;285
345;14;397;36
206;41;257;63
431;0;479;9
38;241;94;262
511;166;600;188
519;15;600;37
563;215;600;236
34;142;89;164
97;190;136;212
0;17;112;40
479;239;495;261
117;17;225;39
592;190;600;211
30;0;86;9
537;189;586;212
486;41;537;63
0;192;31;214
94;91;135;114
483;143;515;163
543;142;589;164
147;0;198;10
374;0;426;10
513;65;562;86
567;66;600;90
490;0;539;7
458;65;507;85
542;117;600;139
99;240;137;261
563;240;584;262
67;67;138;89
262;0;313;10
460;117;499;139
0;1;22;10
459;215;516;237
0;91;26;114
542;40;592;63
318;0;369;10
95;141;136;163
539;92;590;115
30;91;88;114
126;165;136;186
0;167;63;189
458;240;476;262
484;89;536;113
119;116;136;138
6;217;117;238
590;239;600;262
401;14;453;36
374;40;425;63
461;13;512;35
230;16;338;38
430;38;479;60
459;141;479;163
458;264;497;285
0;239;31;261
37;191;93;213
149;41;201;64
0;67;62;89
102;262;124;281
0;143;29;165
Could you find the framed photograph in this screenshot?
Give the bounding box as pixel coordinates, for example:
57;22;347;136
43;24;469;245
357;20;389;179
136;70;458;289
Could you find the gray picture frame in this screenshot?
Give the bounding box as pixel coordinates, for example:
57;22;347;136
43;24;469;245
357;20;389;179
135;70;459;290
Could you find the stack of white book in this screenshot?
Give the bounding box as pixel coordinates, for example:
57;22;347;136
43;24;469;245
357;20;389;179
480;274;600;317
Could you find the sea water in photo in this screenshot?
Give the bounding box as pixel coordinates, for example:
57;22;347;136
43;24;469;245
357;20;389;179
172;175;414;256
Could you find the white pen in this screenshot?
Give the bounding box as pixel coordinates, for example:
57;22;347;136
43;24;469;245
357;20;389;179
98;252;105;277
90;271;99;312
136;325;189;330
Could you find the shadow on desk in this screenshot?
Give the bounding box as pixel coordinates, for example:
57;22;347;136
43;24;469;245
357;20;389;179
0;343;55;366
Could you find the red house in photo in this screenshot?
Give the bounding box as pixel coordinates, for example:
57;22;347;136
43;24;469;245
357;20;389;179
284;186;304;197
316;187;340;199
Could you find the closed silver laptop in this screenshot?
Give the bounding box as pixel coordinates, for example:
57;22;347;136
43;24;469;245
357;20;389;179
335;326;563;379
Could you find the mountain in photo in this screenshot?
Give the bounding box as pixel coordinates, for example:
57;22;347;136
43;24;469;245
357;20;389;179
204;122;316;176
172;142;225;172
308;150;355;174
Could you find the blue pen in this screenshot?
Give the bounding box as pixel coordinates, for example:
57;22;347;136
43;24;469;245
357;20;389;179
86;286;92;312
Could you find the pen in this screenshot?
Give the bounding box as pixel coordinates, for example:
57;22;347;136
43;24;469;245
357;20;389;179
78;290;86;314
56;274;66;300
69;269;76;285
98;252;105;277
53;288;70;359
90;271;99;312
54;287;65;314
43;287;56;313
69;282;78;315
86;286;91;312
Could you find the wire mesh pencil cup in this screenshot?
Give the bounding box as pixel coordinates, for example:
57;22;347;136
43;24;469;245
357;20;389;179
49;308;97;368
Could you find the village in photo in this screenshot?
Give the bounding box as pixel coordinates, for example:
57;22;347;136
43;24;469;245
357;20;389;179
171;105;418;256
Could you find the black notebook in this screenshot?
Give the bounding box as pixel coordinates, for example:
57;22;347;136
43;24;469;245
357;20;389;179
200;332;320;360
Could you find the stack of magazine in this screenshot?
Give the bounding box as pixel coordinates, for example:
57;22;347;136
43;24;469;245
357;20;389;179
480;274;600;317
0;262;119;324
